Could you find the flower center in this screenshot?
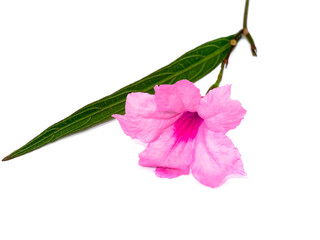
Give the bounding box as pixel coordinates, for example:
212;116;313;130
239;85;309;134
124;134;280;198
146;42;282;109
173;111;203;142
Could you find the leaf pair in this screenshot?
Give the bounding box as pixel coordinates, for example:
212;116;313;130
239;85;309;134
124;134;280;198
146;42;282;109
3;34;235;161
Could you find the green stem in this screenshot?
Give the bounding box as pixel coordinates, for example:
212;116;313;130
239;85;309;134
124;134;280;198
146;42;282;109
245;32;257;56
207;61;225;93
243;0;250;29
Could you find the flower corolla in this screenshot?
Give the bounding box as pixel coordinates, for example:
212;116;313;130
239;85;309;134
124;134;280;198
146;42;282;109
113;80;246;188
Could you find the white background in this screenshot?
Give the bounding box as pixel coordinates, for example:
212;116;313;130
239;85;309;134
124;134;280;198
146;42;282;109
1;0;320;239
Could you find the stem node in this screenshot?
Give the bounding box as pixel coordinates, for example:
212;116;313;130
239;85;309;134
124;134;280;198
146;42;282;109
206;0;257;93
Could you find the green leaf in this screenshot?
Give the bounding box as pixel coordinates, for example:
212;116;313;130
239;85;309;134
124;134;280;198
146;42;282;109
3;34;234;161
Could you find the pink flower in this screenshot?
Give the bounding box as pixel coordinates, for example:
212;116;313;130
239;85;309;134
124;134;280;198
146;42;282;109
113;80;246;188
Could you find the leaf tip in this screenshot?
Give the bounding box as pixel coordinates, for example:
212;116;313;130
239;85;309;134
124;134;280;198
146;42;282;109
2;155;13;162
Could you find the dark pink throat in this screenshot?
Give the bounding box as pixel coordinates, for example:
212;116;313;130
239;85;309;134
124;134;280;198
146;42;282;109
173;111;203;142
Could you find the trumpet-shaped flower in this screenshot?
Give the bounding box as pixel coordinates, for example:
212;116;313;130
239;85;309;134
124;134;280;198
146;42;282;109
113;80;246;188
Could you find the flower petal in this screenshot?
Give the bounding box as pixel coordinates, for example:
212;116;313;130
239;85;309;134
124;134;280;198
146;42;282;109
155;168;186;179
113;92;180;143
155;80;201;113
139;126;194;178
191;124;245;188
198;85;246;134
